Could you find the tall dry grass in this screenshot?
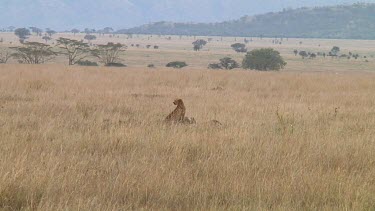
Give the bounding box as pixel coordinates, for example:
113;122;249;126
0;64;375;210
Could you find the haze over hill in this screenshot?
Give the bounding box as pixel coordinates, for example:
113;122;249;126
119;3;375;40
0;0;373;30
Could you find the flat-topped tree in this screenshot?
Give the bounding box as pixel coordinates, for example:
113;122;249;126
102;27;114;34
29;27;43;36
71;29;80;35
192;39;207;51
84;34;96;43
330;46;340;56
14;28;31;43
10;42;56;64
92;42;126;66
231;43;247;53
42;36;52;43
56;38;92;65
46;29;57;37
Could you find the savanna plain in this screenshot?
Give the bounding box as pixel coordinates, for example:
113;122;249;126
1;33;375;210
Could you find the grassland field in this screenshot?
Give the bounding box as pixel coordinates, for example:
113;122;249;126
0;32;375;210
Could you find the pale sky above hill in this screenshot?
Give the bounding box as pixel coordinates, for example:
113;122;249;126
0;0;374;30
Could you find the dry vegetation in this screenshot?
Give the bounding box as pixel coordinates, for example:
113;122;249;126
0;64;375;210
0;33;375;210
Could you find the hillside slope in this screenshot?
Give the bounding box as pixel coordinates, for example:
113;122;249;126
117;3;375;39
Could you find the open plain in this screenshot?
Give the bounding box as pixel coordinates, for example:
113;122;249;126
0;33;375;210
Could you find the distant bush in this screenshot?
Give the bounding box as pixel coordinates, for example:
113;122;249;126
242;48;286;71
166;61;187;69
208;63;223;69
148;64;155;68
76;60;98;66
231;43;247;53
105;62;127;67
209;57;239;70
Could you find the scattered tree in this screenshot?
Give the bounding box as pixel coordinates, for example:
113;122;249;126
71;29;80;35
242;48;286;71
14;28;31;43
0;49;12;63
46;29;57;37
56;38;92;65
29;27;43;36
299;51;308;59
192;39;207;51
102;27;114;34
231;43;247;53
92;42;126;66
10;42;56;64
42;36;52;43
330;46;340;56
84;34;97;43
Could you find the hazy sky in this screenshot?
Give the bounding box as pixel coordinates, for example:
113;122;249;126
0;0;374;30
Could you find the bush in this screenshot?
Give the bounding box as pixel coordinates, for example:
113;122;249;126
166;61;187;69
231;43;247;53
242;48;286;71
105;62;127;67
208;63;223;69
148;64;155;68
76;60;98;66
209;57;239;70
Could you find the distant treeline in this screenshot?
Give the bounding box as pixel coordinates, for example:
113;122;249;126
117;3;375;40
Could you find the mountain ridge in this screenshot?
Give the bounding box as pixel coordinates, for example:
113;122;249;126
0;0;372;30
117;3;375;40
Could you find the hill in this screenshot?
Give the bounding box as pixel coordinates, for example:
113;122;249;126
117;3;375;39
0;0;365;30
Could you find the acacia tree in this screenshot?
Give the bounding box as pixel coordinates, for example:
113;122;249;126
71;29;80;35
92;42;126;66
42;36;52;43
231;43;247;53
299;51;308;59
330;46;340;56
84;34;97;43
30;27;43;36
14;28;31;43
0;49;12;63
46;29;57;37
192;39;207;51
11;42;56;64
56;38;92;65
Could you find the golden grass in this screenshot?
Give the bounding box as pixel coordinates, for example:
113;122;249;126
0;64;375;210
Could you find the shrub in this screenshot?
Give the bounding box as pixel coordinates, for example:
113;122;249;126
166;61;187;69
208;63;223;69
76;60;98;66
242;48;286;71
231;43;247;53
105;62;127;67
148;64;155;68
209;57;239;70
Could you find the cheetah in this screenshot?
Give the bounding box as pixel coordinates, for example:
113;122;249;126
165;99;186;123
